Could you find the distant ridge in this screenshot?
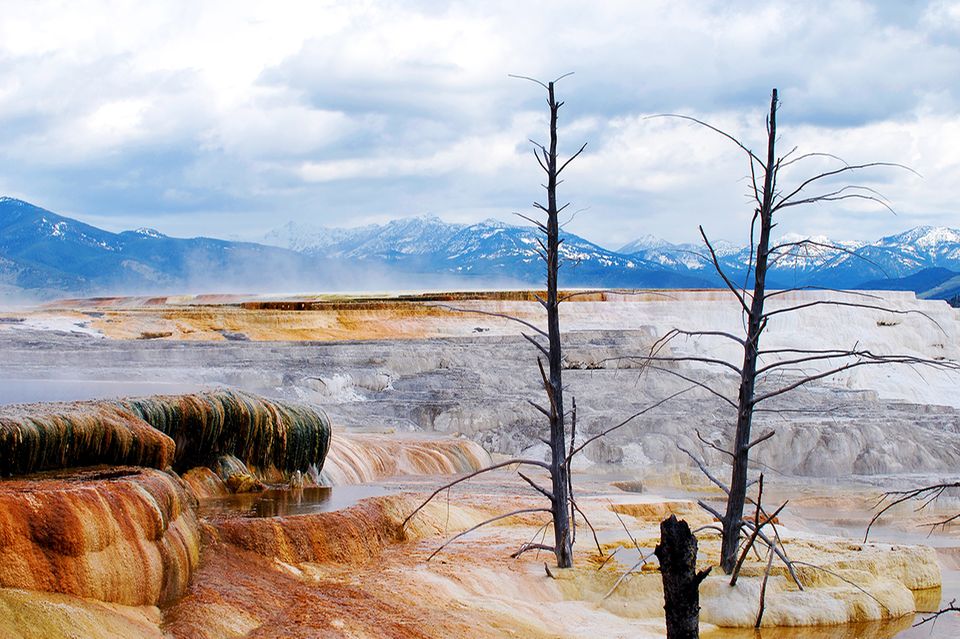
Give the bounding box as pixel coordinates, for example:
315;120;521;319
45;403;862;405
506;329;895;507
264;216;960;300
0;198;323;299
3;195;960;302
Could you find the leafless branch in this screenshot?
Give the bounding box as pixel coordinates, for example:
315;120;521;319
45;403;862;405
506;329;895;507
790;560;889;613
646;113;764;167
776;192;898;216
621;353;743;376
753;355;957;405
696;429;734;459
678;445;731;494
431;303;549;338
755;546;776;628
518;470;554;501
653;327;747;347
557;142;588;176
700;226;750;313
521;332;549;358
428;508;553;561
746;430;776;450
639;365;737;409
731;500;788;585
568;387;694;459
612;506;643;554
513;211;547;232
764;286;885;300
571;497;604;556
774;161;918;209
766;236;888;275
760;299;945;334
508;74;548;90
914;599;960;627
602;550;658;600
865;482;960;542
403;458;551;529
511;542;556;559
777;151;848;169
527;399;551;418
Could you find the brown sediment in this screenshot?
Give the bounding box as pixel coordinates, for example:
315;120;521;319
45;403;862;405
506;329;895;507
611;479;645;493
168;487;945;637
26;288;676;341
90;305;468;341
609;499;705;523
165;493;560;639
211;493;486;565
0;466;200;606
164;543;470;639
181;466;230;500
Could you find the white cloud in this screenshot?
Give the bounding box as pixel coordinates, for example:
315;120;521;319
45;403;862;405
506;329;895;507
0;0;956;248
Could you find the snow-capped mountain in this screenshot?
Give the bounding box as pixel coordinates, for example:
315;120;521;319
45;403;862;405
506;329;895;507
0;197;322;297
263;216;713;288
5;194;960;301
616;226;960;289
266;216;960;297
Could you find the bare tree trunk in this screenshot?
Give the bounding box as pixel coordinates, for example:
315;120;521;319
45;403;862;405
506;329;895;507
720;88;778;574
649;88;949;582
545;80;573;569
404;75;587;568
656;515;711;639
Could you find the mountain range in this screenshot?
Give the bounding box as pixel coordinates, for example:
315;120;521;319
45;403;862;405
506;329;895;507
263;216;960;301
0;198;325;299
3;196;960;303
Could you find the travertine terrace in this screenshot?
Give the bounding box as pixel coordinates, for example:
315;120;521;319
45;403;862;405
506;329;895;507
1;289;959;637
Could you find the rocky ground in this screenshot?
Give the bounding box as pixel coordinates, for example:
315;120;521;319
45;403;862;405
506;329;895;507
2;290;960;637
3;291;960;479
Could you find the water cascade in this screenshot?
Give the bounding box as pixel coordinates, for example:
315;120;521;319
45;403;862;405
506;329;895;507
319;433;491;485
121;389;331;479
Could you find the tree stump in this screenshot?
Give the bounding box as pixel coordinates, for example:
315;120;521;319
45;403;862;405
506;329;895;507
655;515;711;639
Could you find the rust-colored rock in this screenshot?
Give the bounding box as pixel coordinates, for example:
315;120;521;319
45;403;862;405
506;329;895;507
0;467;201;606
213;494;479;565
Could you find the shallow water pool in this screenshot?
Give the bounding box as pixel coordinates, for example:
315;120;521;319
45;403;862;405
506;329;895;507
198;484;390;519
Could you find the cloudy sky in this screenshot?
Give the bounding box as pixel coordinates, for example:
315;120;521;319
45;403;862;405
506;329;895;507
1;0;958;249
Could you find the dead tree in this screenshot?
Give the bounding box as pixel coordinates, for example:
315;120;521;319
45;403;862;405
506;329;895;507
403;73;587;569
533;74;577;567
865;483;960;624
656;515;711;639
641;88;958;575
403;76;693;569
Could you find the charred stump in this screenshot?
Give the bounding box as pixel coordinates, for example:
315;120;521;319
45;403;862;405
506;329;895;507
655;515;711;639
